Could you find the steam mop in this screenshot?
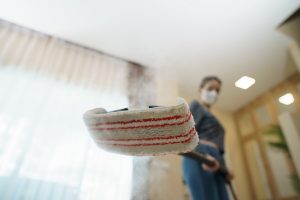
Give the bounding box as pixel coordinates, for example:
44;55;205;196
83;98;238;200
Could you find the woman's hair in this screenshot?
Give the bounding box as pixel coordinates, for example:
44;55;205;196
199;76;222;88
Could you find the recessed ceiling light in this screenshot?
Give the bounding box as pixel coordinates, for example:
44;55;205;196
279;93;294;105
235;76;256;90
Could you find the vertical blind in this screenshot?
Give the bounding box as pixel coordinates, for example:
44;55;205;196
0;21;133;200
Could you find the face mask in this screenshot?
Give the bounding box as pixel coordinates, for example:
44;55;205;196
201;90;218;105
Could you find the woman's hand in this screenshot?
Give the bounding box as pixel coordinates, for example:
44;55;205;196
202;155;220;172
226;169;234;181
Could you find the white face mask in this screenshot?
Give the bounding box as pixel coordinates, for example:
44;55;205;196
201;90;218;105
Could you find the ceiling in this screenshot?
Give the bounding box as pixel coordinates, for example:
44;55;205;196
0;0;299;111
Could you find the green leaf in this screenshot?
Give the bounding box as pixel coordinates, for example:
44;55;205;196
290;174;300;193
267;142;289;152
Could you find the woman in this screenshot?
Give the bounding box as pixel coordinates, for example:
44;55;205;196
182;76;233;200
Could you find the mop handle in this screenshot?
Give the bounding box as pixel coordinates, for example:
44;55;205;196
181;151;228;174
181;151;238;200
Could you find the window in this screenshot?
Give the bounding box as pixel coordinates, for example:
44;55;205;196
0;69;133;200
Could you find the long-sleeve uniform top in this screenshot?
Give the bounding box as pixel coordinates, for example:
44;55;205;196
190;100;225;154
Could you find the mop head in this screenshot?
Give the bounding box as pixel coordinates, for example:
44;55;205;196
83;98;199;156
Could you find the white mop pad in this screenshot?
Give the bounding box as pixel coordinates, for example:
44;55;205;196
83;98;199;156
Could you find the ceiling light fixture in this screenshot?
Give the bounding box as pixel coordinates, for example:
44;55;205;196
278;93;294;105
235;76;256;90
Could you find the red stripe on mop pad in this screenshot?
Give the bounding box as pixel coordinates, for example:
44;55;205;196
91;113;192;131
96;127;196;142
90;113;188;126
104;130;196;147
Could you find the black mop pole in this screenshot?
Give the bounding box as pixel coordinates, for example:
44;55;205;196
180;152;238;200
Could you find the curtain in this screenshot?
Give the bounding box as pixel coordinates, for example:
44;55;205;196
0;20;133;200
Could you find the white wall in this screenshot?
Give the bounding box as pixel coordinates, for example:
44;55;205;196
147;71;187;200
289;41;300;73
